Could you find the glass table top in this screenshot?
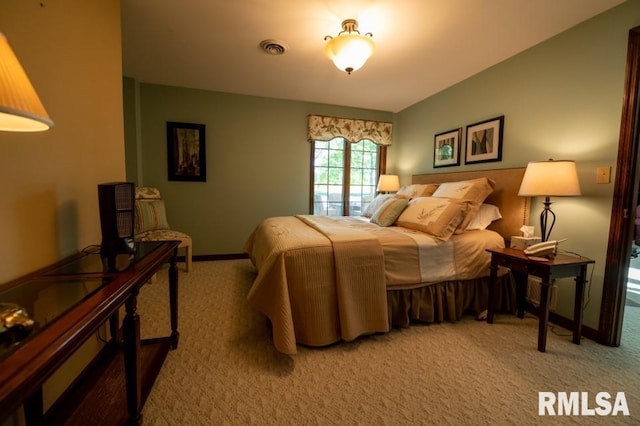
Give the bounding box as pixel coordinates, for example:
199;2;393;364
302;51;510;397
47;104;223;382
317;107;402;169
45;241;164;275
0;241;166;360
0;277;108;360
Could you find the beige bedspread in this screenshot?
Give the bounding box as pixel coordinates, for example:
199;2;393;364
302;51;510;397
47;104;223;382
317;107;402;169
297;216;389;342
245;215;503;355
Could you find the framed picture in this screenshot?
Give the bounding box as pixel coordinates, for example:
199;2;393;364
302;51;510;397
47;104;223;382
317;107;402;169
167;122;206;182
434;128;462;168
464;116;504;164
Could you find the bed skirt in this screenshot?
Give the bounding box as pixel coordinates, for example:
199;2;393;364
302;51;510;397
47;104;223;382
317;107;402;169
387;268;516;327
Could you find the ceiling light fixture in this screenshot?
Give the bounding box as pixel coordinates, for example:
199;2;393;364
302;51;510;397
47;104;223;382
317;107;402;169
0;33;53;132
324;19;374;75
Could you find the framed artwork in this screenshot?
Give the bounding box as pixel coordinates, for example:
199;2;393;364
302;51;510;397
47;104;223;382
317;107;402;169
464;116;504;164
434;128;462;168
167;122;206;182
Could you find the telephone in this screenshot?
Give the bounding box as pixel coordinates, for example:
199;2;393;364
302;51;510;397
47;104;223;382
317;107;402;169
523;239;567;258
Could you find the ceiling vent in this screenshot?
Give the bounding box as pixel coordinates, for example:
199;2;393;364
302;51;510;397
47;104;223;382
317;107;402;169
259;39;288;55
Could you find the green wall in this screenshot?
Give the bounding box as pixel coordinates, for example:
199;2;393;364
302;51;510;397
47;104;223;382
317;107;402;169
123;77;140;183
393;0;640;328
123;81;393;255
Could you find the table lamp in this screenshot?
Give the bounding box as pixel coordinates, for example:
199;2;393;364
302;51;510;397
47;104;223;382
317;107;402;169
0;33;53;131
518;159;582;242
376;174;399;193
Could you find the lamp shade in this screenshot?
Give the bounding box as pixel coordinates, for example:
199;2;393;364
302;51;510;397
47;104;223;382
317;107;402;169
0;33;53;132
324;19;374;75
377;174;400;192
518;160;581;197
324;33;375;74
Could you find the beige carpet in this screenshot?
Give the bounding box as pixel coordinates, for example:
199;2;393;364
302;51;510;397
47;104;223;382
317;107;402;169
138;260;640;425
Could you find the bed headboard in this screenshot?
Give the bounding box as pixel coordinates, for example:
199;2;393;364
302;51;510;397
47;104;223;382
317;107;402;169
412;167;530;241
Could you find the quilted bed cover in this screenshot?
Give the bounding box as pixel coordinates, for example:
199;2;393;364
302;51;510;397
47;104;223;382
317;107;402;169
244;215;504;354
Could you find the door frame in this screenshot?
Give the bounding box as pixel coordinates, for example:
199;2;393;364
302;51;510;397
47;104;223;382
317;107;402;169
600;26;640;346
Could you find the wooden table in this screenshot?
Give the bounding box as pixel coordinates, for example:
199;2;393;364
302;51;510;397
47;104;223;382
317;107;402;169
0;240;180;425
486;247;594;352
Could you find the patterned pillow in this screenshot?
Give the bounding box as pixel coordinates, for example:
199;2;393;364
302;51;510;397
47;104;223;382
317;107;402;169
370;197;410;227
135;200;170;234
396;197;467;241
431;178;495;231
362;194;396;218
396;184;440;199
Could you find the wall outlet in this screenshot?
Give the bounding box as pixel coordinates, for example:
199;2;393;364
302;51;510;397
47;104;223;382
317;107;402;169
596;166;611;184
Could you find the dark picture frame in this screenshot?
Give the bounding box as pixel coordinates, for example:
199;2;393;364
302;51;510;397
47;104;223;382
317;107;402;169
167;121;206;182
434;128;462;168
464;116;504;164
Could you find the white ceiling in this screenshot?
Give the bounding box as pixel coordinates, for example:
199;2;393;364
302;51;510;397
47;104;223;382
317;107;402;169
121;0;625;113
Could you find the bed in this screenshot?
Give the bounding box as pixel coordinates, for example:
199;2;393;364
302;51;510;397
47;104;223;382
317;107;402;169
244;168;529;354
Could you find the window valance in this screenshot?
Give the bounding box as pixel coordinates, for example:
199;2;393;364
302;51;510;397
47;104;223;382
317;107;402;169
307;114;393;146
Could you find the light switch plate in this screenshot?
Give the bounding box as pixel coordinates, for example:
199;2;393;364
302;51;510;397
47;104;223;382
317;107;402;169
596;166;611;184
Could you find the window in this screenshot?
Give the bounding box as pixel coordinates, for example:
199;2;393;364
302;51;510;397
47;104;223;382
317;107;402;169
311;137;385;216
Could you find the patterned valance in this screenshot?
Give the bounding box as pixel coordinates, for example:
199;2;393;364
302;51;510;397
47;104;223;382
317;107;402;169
307;114;393;146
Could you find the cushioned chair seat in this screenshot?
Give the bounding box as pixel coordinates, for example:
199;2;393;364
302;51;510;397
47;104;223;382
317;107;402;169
137;229;193;272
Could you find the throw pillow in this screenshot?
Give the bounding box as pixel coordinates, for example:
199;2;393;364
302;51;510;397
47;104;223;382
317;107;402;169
135;200;170;234
370;197;410;227
396;197;467;241
431;177;495;231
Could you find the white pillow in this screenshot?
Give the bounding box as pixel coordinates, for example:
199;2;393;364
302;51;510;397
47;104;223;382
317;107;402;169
465;204;502;230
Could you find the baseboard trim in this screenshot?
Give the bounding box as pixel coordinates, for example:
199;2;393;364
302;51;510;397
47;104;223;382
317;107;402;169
175;253;248;263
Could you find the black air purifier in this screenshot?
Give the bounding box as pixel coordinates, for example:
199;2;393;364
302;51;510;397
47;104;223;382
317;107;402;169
98;182;135;269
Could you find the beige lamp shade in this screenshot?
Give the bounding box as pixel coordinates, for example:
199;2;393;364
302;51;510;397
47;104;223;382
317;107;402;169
0;33;53;132
377;174;400;192
518;160;581;197
518;159;581;242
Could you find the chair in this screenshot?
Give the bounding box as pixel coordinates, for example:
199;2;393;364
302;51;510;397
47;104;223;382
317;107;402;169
134;187;192;272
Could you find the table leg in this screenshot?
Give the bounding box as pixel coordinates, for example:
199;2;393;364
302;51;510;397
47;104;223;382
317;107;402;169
123;289;141;425
169;248;180;349
538;278;552;352
512;271;528;319
573;265;587;345
23;388;43;426
109;311;122;345
487;257;498;324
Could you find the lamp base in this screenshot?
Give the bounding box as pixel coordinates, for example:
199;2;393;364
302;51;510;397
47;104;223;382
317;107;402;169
540;197;555;242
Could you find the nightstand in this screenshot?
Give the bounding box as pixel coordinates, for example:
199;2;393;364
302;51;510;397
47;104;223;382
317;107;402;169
486;247;594;352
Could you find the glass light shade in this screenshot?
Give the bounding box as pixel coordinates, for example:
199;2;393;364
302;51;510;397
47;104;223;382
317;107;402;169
324;33;375;74
518;160;582;197
377;174;400;192
0;33;53;132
